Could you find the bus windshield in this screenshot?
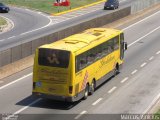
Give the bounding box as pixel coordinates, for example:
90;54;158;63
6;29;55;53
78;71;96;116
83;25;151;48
38;48;70;68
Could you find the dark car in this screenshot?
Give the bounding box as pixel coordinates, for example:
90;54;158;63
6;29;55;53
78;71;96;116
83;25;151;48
104;0;119;10
0;3;10;13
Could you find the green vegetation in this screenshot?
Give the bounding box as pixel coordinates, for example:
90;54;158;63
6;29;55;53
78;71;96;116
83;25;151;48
154;109;160;120
0;17;7;26
1;0;102;14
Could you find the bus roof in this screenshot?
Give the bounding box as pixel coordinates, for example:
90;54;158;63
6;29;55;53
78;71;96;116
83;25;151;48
40;28;122;52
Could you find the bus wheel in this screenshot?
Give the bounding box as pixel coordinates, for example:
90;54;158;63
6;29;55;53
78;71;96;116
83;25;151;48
89;80;95;95
113;64;119;77
83;84;89;100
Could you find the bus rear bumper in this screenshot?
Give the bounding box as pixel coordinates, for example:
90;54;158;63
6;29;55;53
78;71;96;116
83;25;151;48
32;90;85;102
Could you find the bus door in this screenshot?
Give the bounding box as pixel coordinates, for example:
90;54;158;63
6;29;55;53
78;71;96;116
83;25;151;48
120;33;124;60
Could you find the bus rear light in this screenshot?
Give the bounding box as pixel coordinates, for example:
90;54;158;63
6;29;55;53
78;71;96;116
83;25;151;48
69;86;73;94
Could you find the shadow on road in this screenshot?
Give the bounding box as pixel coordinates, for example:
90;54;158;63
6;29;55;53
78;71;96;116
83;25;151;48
16;95;80;110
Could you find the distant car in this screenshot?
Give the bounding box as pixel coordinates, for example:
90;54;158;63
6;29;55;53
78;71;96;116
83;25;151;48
0;3;10;13
104;0;119;10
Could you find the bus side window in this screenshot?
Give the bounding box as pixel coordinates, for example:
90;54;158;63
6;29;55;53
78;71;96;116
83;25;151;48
114;36;119;50
87;53;95;64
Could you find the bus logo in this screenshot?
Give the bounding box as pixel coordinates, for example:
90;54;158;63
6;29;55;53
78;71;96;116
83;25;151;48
47;53;60;64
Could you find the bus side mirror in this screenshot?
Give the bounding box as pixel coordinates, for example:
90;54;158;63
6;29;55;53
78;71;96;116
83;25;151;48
124;42;127;51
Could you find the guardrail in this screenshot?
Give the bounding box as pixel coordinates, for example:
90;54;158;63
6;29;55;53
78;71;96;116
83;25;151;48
0;7;131;67
131;0;160;13
1;0;160;67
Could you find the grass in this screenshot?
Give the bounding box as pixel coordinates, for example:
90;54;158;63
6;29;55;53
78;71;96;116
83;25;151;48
153;109;160;120
0;17;7;26
1;0;103;14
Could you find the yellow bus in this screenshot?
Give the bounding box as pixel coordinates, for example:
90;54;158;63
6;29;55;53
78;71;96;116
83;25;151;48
32;28;127;102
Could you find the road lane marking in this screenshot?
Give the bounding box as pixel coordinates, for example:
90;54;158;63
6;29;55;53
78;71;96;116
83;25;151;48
92;98;103;106
0;73;32;90
6;98;42;119
0;16;14;35
143;93;160;114
108;86;117;94
121;77;129;83
8;36;16;39
156;51;160;55
74;111;87;119
149;56;154;61
0;39;4;41
131;70;138;75
123;10;160;31
128;25;160;47
140;62;147;68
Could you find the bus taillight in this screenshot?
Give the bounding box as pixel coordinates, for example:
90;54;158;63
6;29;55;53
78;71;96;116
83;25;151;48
69;86;73;94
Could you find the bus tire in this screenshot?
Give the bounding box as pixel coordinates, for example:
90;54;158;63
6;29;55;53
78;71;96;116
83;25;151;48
113;64;119;77
89;80;95;95
83;84;89;100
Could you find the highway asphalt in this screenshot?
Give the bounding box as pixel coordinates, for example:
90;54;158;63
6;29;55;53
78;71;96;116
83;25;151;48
0;0;136;51
0;5;160;120
0;7;51;39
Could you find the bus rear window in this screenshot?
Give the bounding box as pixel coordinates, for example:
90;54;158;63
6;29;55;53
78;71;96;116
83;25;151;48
38;48;70;68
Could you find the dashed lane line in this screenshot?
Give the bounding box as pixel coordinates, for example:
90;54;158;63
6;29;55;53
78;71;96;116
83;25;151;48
131;70;138;75
92;98;103;106
108;86;117;94
8;36;16;39
0;39;4;42
140;62;147;68
156;51;160;55
121;77;129;83
74;111;87;119
149;56;154;61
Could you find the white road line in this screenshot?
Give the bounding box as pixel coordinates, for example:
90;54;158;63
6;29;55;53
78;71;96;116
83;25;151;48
108;86;117;94
156;51;160;55
19;14;52;36
140;62;147;68
143;93;160;114
50;16;68;19
128;25;160;48
7;36;16;39
131;70;138;75
149;56;154;61
37;12;42;14
121;77;129;83
6;98;42;119
0;39;4;41
62;14;76;17
92;98;103;106
72;12;84;15
123;10;160;31
74;111;87;119
0;16;14;34
0;73;32;90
